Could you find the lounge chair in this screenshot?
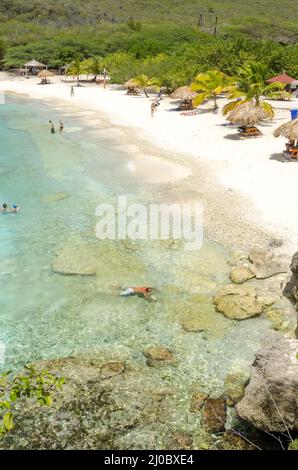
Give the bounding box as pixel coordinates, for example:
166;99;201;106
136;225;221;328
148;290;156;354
239;126;262;138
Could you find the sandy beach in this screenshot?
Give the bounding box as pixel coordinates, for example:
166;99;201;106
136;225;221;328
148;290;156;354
1;72;297;254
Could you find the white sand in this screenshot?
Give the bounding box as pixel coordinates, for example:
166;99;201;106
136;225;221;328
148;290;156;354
1;73;298;252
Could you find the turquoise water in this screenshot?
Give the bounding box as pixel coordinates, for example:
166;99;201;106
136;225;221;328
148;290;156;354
0;94;270;400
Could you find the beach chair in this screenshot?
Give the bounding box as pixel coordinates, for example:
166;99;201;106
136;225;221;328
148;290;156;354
239;126;262;138
288;147;298;159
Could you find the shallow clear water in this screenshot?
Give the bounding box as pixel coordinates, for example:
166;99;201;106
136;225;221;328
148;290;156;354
0;94;270;400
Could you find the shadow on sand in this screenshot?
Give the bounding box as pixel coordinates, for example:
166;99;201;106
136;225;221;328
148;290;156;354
269;153;298;163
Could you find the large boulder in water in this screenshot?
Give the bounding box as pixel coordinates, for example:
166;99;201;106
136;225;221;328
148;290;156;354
248;248;288;279
213;284;263;319
236;332;298;432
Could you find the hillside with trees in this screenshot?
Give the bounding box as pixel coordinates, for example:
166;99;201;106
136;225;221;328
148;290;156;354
0;0;297;89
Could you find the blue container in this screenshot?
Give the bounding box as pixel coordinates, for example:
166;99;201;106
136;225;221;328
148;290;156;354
290;109;298;120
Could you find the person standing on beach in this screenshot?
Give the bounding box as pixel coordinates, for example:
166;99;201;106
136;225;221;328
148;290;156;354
70;86;74;97
151;102;156;118
59;120;64;133
49;120;55;134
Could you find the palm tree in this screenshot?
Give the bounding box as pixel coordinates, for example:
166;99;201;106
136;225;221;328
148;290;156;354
82;57;103;81
223;61;286;118
131;74;160;97
67;58;86;87
191;70;235;110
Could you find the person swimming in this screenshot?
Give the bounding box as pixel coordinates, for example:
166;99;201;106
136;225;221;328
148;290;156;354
120;286;153;299
1;203;20;213
1;203;8;213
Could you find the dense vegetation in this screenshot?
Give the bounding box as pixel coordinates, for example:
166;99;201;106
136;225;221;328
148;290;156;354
0;1;298;89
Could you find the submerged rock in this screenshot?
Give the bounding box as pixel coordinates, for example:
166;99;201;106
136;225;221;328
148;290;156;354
214;432;255;450
230;266;255;284
214;284;263;320
143;346;174;367
42;192;70;203
100;362;126;379
181;318;206;332
249;248;288;279
167;432;193;450
52;243;98;276
190;392;208;412
224;360;250;404
0;357;172;450
236;332;298;432
202;397;227;433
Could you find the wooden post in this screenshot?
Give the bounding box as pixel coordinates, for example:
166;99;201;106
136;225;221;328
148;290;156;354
213;16;218;35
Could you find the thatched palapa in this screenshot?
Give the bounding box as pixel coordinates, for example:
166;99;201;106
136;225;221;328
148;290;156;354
38;70;54;78
124;79;139;89
170;86;198;100
274;118;298;140
227;102;268;126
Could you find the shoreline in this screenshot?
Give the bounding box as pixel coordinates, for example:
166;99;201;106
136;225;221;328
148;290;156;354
0;72;296;255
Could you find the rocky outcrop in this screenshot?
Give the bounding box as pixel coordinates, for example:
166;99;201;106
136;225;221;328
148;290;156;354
284;251;298;301
0;357;172;450
214;284;263;319
236;332;298;432
249;249;288;279
229;266;255;284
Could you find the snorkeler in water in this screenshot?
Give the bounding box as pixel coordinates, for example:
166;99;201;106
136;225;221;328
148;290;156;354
1;203;20;213
120;286;153;299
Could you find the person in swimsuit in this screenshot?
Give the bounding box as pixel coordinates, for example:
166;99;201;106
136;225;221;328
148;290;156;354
120;286;153;299
59;120;64;133
49;120;55;134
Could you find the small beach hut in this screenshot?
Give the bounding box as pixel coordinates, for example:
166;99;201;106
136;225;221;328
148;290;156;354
267;73;298;94
38;69;54;84
24;59;46;78
227;102;269;138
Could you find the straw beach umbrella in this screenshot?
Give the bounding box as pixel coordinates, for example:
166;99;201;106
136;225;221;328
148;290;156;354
170;86;198;100
38;69;54;84
227;101;269;125
38;70;54;79
274;118;298;141
124;78;139;89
